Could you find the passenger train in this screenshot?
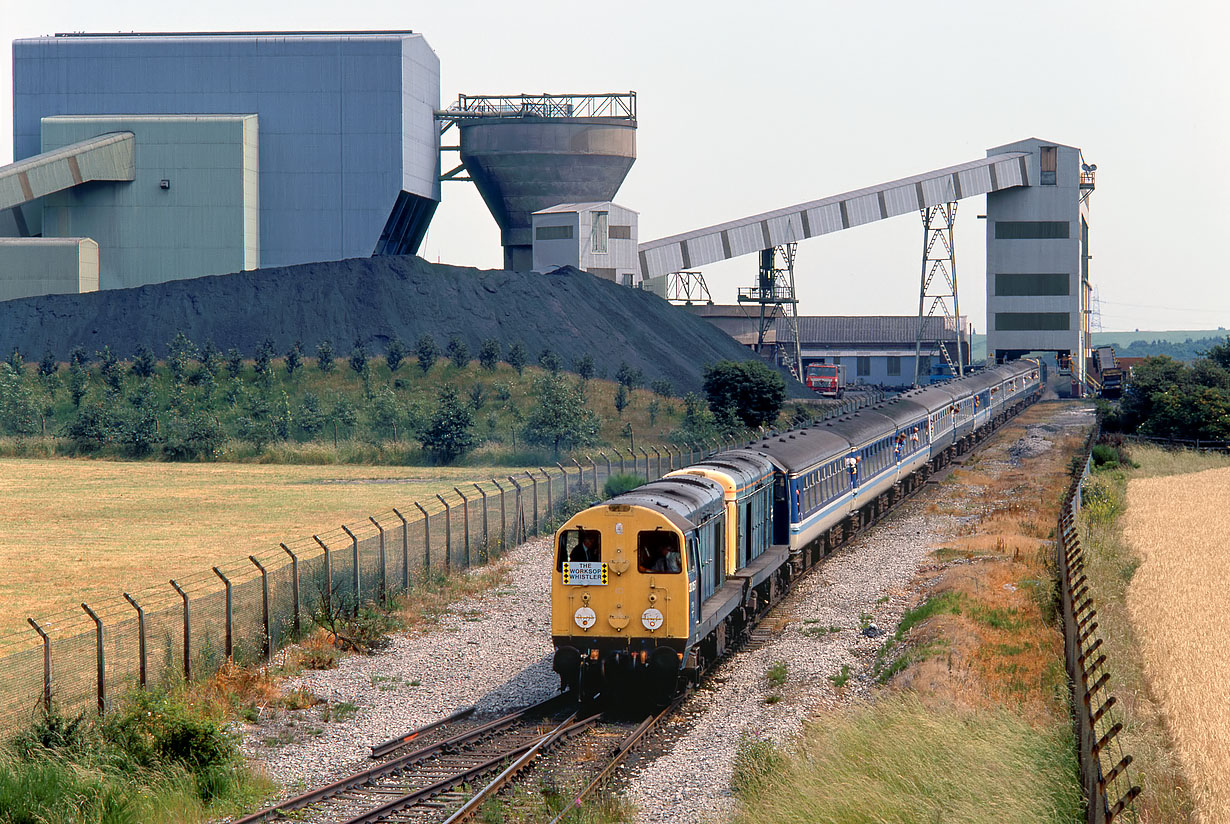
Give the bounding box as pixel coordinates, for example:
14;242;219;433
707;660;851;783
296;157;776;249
550;360;1042;701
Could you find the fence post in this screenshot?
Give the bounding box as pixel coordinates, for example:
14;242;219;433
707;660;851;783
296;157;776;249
81;603;105;715
493;480;507;551
249;556;271;662
474;484;489;562
341;525;361;616
651;446;662;478
392;509;410;592
414;502;431;572
639;447;650;478
588;455;599;495
556;461;570;497
454;488;472;568
539;467;553;518
436;495;452;573
279;543;301;639
27;618;51;713
370;517;388;605
569;458;583;494
313;535;333;618
212;567;233;660
122;593;147;688
525;471;539;536
615;446;626;474
170;579;191;681
509;476;525;543
600;451;612;480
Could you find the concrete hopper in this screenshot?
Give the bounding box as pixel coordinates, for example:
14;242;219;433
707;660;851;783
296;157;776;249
450;93;636;272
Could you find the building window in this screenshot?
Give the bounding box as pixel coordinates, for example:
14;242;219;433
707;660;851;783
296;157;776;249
995;312;1071;331
857;357;871;377
1040;146;1057;185
609;225;632;240
591;211;609;254
536;225;573;241
886;356;901;376
995;273;1070;296
994;221;1070;239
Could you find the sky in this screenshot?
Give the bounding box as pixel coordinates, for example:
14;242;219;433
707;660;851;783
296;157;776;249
4;0;1229;333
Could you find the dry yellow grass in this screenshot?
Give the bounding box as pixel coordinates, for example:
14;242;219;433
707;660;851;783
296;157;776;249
1124;466;1230;823
0;458;530;636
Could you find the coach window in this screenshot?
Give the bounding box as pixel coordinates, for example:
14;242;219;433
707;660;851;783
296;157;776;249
558;529;601;571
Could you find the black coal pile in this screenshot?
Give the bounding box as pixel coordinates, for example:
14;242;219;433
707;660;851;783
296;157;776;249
0;255;806;396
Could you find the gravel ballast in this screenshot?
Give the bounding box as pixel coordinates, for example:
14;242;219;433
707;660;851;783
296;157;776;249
239;402;1090;821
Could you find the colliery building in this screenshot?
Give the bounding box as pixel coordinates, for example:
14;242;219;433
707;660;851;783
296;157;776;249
687;307;967;387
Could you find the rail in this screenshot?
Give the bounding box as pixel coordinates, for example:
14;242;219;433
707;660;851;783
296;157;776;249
442;92;636;121
1057;422;1140;823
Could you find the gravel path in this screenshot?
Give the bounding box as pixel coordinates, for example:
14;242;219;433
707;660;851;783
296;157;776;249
239;536;559;794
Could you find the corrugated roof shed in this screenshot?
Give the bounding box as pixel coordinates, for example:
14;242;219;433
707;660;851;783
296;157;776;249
778;315;960;345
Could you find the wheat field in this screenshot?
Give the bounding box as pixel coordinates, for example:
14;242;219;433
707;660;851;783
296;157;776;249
1124;466;1230;823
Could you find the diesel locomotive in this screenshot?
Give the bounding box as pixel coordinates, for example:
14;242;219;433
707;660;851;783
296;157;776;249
550;361;1042;702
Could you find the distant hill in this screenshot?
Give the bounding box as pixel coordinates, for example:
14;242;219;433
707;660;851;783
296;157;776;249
0;255;808;397
970;330;1228;363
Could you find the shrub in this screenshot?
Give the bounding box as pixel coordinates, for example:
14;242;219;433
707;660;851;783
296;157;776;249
573;354;595;380
702;360;785;428
614;384;629;417
385;337;407;373
447;336;471;369
603;473;645;498
650;378;674;398
506;342;528;375
63;401;119;451
479;339;501;371
416;334;439;373
421;384;478;464
615;362;643;389
348;340;369;376
163;412;224;460
254;338;275;378
285;340;303;376
315;340;335;373
225;347;244;378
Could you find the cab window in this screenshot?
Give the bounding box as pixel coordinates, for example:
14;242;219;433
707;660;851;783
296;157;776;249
637;530;682;574
557;529;601;571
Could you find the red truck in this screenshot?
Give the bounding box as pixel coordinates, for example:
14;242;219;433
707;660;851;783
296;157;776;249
804;362;846;398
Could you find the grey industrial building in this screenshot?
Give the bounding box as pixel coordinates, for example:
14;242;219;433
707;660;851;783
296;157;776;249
686;306;967;388
2;31;439;300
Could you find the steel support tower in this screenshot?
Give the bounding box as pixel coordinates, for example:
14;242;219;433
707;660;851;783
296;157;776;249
664;271;713;305
912;202;962;386
737;245;802;380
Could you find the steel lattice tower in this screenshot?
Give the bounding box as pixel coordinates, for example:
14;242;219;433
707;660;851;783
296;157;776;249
913;202;962;386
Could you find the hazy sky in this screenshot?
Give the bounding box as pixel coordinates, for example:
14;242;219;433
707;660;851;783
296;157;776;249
4;1;1228;333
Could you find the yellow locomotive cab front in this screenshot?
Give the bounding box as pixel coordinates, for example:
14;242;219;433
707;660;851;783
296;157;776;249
551;503;691;699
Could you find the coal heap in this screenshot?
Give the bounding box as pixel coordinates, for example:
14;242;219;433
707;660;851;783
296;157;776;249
0;256;806;396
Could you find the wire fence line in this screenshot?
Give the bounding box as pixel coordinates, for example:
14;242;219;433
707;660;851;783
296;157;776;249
1122;434;1230;452
0;442;717;735
0;390;890;736
1060;423;1140;823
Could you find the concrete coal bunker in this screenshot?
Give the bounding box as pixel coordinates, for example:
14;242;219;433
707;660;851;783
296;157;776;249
0;256;805;396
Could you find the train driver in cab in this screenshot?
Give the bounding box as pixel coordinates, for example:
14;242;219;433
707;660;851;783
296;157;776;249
639;534;681;574
570;531;601;563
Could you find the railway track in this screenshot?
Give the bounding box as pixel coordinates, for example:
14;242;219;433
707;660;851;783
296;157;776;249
237;397;1037;823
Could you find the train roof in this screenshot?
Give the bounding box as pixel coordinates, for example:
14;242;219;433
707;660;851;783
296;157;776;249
605;474;725;532
895;384;956;412
866;396;930;427
687;450;775;486
741;427;850;475
819;410;899;448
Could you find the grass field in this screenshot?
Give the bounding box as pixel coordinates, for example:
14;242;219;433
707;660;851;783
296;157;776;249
1123;461;1230;822
0;459;532;636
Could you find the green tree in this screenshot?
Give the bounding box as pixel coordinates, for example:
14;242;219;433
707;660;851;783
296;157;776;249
702;360;785;428
67;362;90;408
674;392;718;443
167;331;198;384
285;341;303;377
225;347;244;378
316;340;335;373
446;336;470;369
97;346;123;397
330;395;358;441
522;373;601;458
506;342;528;375
38;351;58;378
298;391;326;438
469;382;487;410
163;412;224;460
64;400;119;452
479;339;501;371
651;379;673;398
131;346;156;379
366;386;403;442
573;354;595;381
416;334;439;374
648;397;661;427
0;364;39;436
385;337;407;373
538;348;562;374
254;339;275;380
421;384;478;464
349;339;369;376
69;346;89;367
614;384;629;418
200;340;222;376
615;362;643;389
6;348;22;373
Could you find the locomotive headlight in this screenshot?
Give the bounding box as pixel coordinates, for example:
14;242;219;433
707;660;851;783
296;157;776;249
574;607;596;630
641;608;664;631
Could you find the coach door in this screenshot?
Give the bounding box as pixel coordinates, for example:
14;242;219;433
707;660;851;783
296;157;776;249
686;536;702;624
